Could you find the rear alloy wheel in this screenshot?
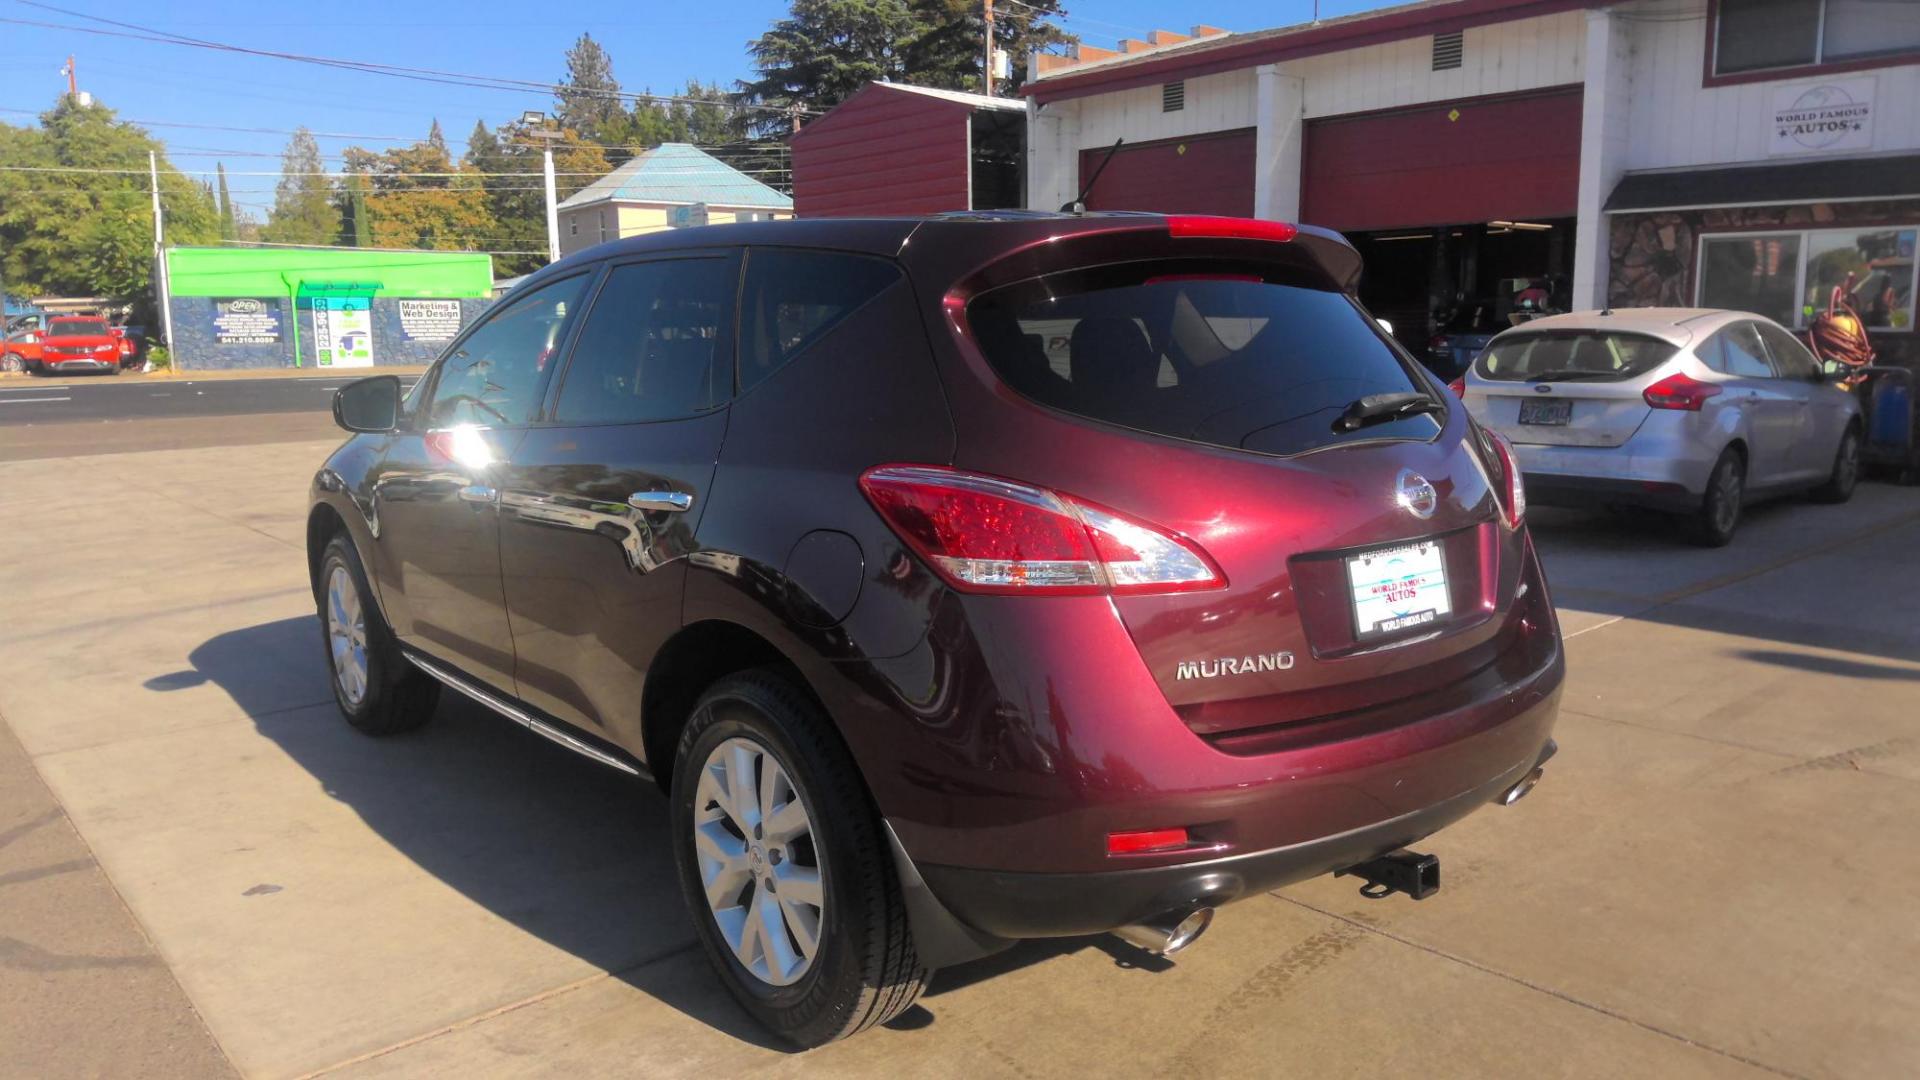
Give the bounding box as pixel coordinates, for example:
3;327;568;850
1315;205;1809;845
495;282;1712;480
1811;426;1861;504
1685;449;1745;547
670;671;927;1048
315;535;438;734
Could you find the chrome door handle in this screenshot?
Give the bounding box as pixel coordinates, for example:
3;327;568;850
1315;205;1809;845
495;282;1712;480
628;491;693;513
459;484;498;504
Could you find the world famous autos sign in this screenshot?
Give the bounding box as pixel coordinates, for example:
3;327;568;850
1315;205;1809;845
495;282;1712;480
1770;77;1874;157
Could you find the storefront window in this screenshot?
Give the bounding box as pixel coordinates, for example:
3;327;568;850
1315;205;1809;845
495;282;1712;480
1697;227;1918;331
1805;228;1917;331
1698;234;1801;326
1715;0;1920;75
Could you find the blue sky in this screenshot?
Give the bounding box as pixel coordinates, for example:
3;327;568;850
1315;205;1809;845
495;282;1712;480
1;0;1393;219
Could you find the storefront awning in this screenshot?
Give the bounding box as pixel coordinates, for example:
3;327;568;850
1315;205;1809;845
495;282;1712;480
1605;154;1920;214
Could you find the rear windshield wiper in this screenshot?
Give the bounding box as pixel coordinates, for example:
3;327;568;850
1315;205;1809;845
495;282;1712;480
1524;369;1615;382
1332;391;1444;433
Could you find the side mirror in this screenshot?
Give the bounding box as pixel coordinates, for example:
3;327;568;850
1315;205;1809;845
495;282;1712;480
334;375;401;433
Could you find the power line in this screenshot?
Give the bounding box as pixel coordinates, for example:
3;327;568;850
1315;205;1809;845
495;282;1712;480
6;3;819;116
0;105;416;141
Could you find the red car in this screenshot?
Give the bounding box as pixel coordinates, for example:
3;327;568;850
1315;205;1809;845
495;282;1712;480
309;213;1563;1047
30;316;124;375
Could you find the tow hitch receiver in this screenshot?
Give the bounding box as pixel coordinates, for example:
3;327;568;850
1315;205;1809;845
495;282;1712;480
1337;848;1441;900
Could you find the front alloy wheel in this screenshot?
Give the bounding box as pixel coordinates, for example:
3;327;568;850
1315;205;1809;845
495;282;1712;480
325;564;370;708
693;736;825;987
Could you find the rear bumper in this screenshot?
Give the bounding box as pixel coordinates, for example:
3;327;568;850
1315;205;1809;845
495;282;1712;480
1511;416;1720;508
917;728;1559;940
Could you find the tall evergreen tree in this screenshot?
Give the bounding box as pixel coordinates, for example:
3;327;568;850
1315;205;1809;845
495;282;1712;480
262;127;336;245
427;118;448;157
215;161;237;241
555;33;624;136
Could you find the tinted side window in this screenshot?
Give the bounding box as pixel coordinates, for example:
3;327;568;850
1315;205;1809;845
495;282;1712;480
1756;321;1819;379
1714;323;1774;379
739;250;902;392
555;258;732;424
427;275;587;427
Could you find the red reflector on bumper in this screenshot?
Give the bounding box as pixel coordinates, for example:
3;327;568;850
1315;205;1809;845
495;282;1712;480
1107;827;1189;855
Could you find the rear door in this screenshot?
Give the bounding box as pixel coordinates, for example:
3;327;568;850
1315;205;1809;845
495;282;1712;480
1469;330;1676;447
1755;319;1839;483
1711;321;1800;485
496;253;737;744
961;255;1524;735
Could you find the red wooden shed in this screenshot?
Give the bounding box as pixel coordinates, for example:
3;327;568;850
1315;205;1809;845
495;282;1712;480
790;83;1028;218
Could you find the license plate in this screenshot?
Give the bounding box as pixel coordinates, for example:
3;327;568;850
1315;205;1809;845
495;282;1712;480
1519;399;1572;425
1346;540;1452;640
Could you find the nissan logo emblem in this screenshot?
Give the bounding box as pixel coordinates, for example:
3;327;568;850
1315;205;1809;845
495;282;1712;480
1396;470;1438;519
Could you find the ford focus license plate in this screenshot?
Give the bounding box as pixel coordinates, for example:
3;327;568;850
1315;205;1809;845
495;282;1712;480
1519;399;1571;425
1347;540;1451;640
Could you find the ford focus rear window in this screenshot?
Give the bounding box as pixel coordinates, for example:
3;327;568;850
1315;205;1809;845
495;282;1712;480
967;260;1439;456
1476;331;1676;382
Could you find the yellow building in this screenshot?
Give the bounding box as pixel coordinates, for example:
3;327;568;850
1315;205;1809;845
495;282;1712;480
557;143;794;256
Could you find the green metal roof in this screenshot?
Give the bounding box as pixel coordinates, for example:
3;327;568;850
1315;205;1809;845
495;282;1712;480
164;247;493;298
557;143;792;211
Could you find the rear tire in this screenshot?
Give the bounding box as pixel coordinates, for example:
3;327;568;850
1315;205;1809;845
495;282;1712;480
670;671;928;1049
316;534;438;735
1685;449;1745;548
1810;425;1860;504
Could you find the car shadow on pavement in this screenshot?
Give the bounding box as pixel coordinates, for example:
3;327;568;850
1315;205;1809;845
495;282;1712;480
154;616;785;1051
154;617;1137;1050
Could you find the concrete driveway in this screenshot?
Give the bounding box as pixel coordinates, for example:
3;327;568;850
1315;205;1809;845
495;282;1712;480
2;437;1917;1078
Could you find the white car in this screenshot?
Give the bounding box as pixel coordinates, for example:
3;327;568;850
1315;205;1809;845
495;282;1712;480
1457;308;1862;546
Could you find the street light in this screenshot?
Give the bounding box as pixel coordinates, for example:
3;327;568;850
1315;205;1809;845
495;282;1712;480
521;111;562;264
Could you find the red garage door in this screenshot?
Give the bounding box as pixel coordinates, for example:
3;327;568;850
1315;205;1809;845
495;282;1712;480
1302;88;1583;232
1081;128;1255;216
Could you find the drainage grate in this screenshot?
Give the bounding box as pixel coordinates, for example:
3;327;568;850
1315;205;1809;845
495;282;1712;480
1162;80;1185;112
1432;31;1464;70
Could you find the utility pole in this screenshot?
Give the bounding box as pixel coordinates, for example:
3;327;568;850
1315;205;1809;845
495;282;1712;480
64;55;77;99
521;111;563;263
150;150;178;370
984;0;997;96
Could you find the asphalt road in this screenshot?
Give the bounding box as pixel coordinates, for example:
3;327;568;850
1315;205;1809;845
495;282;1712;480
0;374;420;425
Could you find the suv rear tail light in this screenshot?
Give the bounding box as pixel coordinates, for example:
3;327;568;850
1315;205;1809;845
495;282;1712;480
859;465;1225;596
1447;376;1466;398
1165;215;1299;243
1483;429;1526;528
1643;373;1721;411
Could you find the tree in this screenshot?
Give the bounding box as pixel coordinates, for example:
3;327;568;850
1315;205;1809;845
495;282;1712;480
262;127;336;245
739;0;1073;133
216;161;237;241
336;124;495;253
741;0;921;132
556;33;624;137
464;119;610;276
426;118;448;157
0;96;217;306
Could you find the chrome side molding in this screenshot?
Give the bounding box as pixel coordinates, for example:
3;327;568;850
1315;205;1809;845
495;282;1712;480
405;652;642;777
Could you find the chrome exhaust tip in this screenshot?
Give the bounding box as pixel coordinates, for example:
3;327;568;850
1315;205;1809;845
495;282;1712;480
1498;766;1545;807
1113;907;1214;957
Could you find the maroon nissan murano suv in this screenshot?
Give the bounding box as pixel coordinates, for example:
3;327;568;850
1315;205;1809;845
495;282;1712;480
309;212;1563;1047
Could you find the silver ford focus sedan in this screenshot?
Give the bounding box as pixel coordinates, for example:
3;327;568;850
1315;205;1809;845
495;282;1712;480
1458;308;1862;546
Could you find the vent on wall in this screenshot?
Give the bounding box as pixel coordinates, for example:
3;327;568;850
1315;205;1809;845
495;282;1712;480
1162;80;1185;112
1432;31;1464;70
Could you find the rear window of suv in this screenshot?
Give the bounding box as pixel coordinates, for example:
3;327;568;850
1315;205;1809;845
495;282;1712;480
1476;330;1676;382
967;260;1440;457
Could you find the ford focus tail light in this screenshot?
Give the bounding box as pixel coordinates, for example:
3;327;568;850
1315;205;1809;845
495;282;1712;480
1643;373;1721;411
859;465;1225;596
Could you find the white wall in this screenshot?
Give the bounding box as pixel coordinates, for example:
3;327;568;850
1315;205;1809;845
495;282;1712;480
1573;8;1637;310
1279;10;1586;119
1620;0;1920;170
1027;11;1588;219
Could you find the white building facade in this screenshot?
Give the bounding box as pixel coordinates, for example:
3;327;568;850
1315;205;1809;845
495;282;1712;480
1027;0;1920;366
